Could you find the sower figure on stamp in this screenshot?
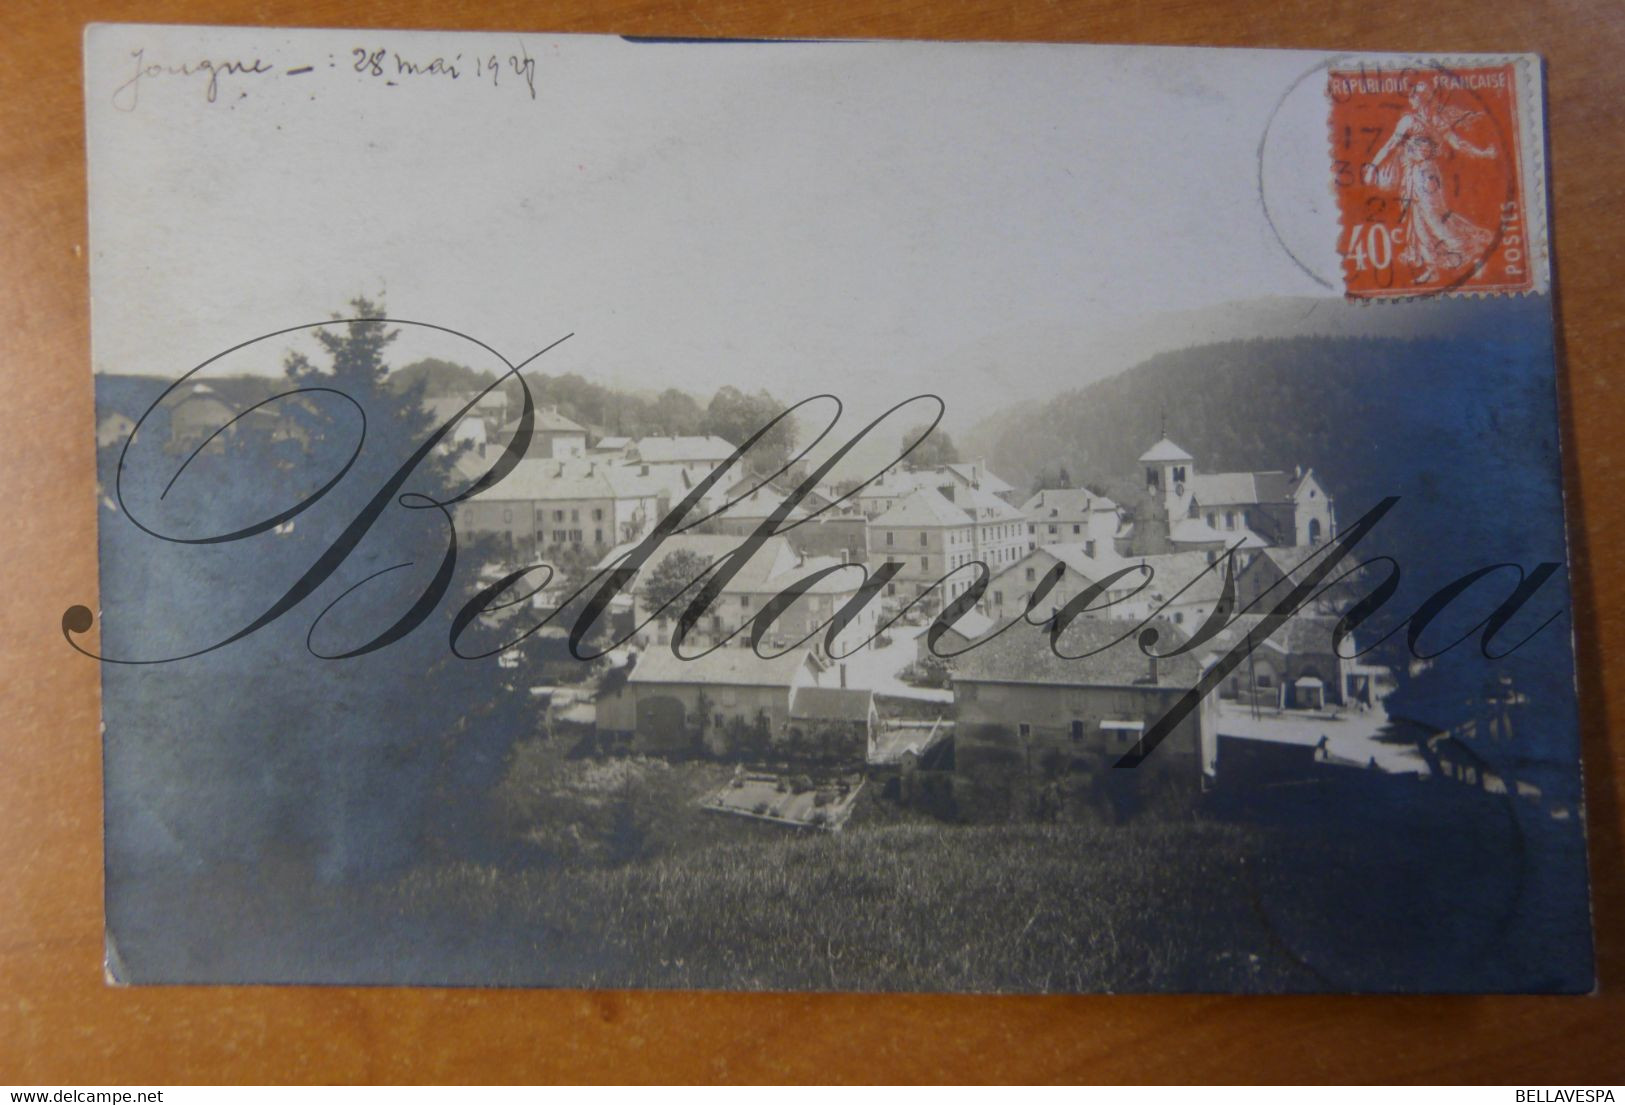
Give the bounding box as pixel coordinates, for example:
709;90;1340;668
1363;81;1498;285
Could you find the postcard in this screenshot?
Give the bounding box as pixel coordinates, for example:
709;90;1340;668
81;24;1592;991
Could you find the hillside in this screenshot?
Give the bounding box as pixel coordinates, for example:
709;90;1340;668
962;303;1570;597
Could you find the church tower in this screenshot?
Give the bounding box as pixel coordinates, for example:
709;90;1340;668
1138;436;1195;522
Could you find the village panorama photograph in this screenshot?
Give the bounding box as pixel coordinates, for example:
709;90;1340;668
86;285;1592;994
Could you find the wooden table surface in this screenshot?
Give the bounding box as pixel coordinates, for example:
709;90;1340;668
3;0;1622;1085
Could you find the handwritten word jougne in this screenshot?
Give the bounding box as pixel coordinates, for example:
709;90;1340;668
112;49;273;111
351;43;537;100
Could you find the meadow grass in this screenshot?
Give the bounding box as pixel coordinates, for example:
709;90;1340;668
393;816;1303;992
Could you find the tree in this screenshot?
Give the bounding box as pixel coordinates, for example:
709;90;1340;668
1028;462;1074;492
902;422;961;467
643;548;712;616
389;357;498;397
98;296;529;886
656;388;706;436
703;386;798;473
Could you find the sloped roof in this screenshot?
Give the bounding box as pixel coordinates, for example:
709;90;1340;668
628;643;813;687
993;542;1145;592
872;487;973;528
423;395;472;426
855;468;924;500
959;483;1025;523
943;462;1015;496
790;685;875;722
1138;437;1194;463
934;608;996;648
531;407;587;434
1129;550;1235;606
597;534;801;595
629;434;738;464
1257;545;1322;575
475;457;668;502
953;617;1200;688
1190;470;1297;506
712;485;810;522
1168;518;1266;549
774;554;868;595
1021;488;1111;521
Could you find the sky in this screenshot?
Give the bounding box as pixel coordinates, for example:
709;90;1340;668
84;27;1546;431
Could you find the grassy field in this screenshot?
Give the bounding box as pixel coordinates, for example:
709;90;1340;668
388;813;1305;992
106;749;1592;992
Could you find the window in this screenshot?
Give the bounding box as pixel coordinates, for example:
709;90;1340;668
1071;720;1085;742
553;510;565;522
886;531;894;547
1048;524;1057;535
592;508;603;521
1257;673;1273;688
919;532;928;547
1309;518;1323;544
1225;511;1235;529
1172;465;1186;484
595;528;603;544
1146;467;1159;490
571;509;579;522
740;595;752;608
553;530;565;544
1073;524;1081;534
994;589;1004;605
1025;567;1036;582
1207;512;1216;526
1018;723;1032;738
921;556;930;571
502;508;513;523
886;582;896;597
1173;611;1184;624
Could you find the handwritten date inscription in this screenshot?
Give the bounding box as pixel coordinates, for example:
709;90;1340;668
110;41;537;112
351;45;537;100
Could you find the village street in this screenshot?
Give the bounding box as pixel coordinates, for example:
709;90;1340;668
1214;699;1427;774
824;623;952;704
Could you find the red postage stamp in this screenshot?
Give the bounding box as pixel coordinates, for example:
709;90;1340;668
1328;63;1531;299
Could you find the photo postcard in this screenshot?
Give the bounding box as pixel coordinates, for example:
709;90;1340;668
80;24;1595;992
